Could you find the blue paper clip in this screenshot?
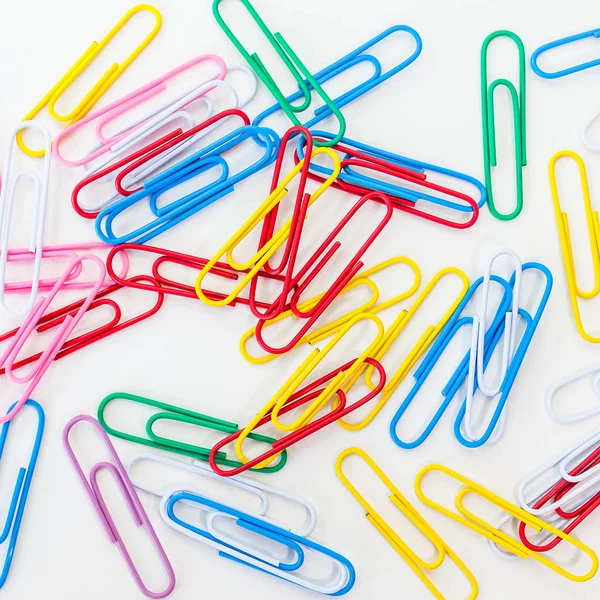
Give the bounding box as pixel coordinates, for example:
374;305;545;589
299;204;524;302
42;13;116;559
531;28;600;79
253;26;422;136
0;400;44;588
389;276;513;449
95;125;280;245
454;263;553;448
161;490;355;595
296;131;486;214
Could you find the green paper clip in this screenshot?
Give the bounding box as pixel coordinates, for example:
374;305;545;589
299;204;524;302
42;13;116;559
97;392;287;473
481;30;527;221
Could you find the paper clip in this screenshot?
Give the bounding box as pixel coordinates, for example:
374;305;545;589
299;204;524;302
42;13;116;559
195;146;340;307
0;122;51;317
52;55;228;168
241;257;421;365
128;453;316;536
0;255;105;423
0;400;44;589
415;464;598;582
95;120;280;245
456;264;551;447
340;268;470;431
296;132;485;228
106;243;285;308
17;5;162;157
336;449;478;600
481;31;527;221
251;191;393;355
63;415;175;598
253;26;422;137
389;274;514;449
97;392;288;473
210;314;386;477
506;430;600;555
72;109;252;218
161;489;355;595
549;151;600;342
546;364;600;423
3;242;129;293
213;0;345;146
0;276;164;374
531;27;600;79
244;126;323;319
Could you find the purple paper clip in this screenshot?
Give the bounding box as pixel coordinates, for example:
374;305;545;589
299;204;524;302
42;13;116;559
63;415;176;598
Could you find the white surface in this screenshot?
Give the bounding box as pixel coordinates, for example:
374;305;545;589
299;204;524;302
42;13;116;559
1;0;600;598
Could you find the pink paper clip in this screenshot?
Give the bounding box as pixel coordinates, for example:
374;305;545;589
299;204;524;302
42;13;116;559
53;55;228;168
0;255;105;423
63;415;175;599
3;242;129;293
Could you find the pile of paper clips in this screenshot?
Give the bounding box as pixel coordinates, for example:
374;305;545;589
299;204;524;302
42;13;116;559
3;1;600;598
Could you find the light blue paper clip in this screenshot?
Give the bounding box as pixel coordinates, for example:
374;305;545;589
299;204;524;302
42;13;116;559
253;26;422;135
0;400;44;588
95;125;280;245
161;490;355;596
531;28;600;79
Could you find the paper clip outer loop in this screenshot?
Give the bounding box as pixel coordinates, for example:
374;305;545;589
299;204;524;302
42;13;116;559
336;449;478;600
340;267;470;432
0;400;44;589
17;4;162;157
63;415;175;598
546;364;600;423
481;30;527;221
97;392;287;473
549;150;600;342
195;148;341;306
414;464;599;582
213;0;346;146
531;28;600;79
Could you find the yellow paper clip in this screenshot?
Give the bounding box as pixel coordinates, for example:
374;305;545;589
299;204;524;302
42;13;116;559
336;449;478;600
195;148;340;306
338;267;470;431
239;257;421;364
415;464;599;582
17;4;162;157
235;313;385;469
549;150;600;343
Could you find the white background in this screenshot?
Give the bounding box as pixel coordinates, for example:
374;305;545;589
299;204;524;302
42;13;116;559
1;0;600;598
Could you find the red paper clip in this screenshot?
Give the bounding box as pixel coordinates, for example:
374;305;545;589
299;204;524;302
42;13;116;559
71;109;251;218
106;243;286;309
252;191;393;355
296;140;480;229
519;448;600;552
0;276;164;373
247;127;315;321
208;357;385;477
